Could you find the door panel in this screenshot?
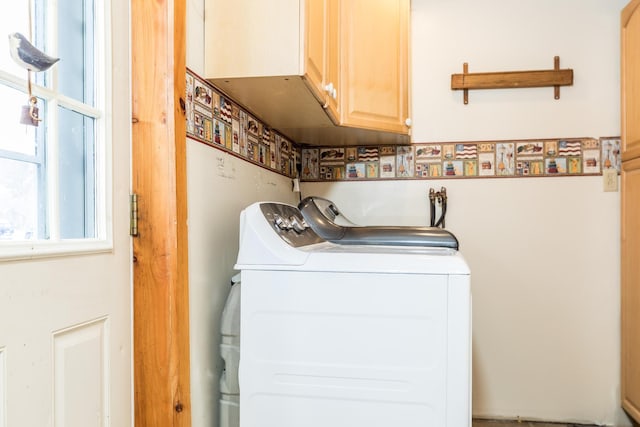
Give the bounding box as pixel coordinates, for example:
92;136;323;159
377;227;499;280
53;319;108;427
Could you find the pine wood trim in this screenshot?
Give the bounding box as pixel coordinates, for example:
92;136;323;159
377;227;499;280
451;69;573;90
131;0;191;425
451;57;573;104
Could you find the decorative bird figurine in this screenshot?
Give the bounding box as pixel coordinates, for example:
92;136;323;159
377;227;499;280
8;32;59;72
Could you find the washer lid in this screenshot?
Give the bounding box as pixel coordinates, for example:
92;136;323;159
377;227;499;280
298;196;459;250
235;202;469;275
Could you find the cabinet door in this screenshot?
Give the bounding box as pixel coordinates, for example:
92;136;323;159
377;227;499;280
622;0;640;161
304;0;327;103
340;0;410;134
323;0;340;124
622;157;640;424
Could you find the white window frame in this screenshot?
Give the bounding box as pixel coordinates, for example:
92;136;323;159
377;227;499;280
0;0;113;261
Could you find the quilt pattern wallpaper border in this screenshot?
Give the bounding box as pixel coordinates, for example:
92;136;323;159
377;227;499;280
185;68;299;178
300;138;620;181
185;68;620;183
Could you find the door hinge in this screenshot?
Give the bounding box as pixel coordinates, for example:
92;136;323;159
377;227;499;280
130;194;139;237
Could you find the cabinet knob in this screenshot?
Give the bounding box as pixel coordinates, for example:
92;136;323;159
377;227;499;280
332;88;337;99
405;118;412;127
324;82;334;94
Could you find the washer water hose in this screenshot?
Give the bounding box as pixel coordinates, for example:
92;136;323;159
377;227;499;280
429;187;448;228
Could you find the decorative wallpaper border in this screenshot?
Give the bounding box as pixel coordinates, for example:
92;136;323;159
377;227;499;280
186;69;620;184
300;137;621;181
185;68;300;178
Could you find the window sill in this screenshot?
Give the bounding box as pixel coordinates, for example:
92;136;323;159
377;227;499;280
0;239;114;261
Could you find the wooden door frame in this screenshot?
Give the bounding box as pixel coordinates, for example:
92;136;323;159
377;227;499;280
131;0;191;426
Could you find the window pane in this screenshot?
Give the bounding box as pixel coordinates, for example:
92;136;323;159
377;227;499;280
0;0;105;250
0;6;30;77
58;0;95;105
0;158;40;241
58;106;96;239
0;85;41;157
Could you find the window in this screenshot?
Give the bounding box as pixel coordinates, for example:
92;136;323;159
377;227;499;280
0;0;110;258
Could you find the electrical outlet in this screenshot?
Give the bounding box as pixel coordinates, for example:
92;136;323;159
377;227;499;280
603;168;618;192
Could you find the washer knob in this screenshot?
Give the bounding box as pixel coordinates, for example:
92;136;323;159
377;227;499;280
274;215;290;230
289;216;307;233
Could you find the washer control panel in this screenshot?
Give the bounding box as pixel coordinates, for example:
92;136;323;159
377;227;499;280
260;203;325;247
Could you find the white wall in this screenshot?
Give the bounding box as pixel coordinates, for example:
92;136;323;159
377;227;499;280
186;145;296;427
411;0;624;141
304;0;630;425
186;3;297;426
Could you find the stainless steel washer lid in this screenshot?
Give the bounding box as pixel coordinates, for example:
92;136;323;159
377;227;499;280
298;196;459;250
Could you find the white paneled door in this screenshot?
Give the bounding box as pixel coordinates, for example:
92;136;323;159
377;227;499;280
0;250;132;427
0;0;132;426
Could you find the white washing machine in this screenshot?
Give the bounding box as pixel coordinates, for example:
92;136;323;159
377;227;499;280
234;202;471;427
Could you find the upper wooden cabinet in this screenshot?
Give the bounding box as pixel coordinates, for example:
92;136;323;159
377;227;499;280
203;0;410;146
622;0;640;160
340;0;410;134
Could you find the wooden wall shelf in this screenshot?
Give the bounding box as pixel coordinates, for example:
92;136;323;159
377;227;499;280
451;56;573;104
